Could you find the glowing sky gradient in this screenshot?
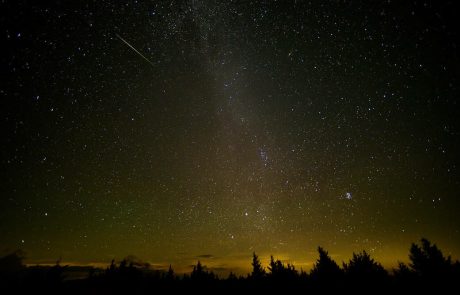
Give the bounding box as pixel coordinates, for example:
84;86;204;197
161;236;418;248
2;1;459;275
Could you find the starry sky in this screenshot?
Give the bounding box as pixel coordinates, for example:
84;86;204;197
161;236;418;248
1;1;459;275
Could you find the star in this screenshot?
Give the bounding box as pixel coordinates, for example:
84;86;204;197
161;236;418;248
345;192;352;200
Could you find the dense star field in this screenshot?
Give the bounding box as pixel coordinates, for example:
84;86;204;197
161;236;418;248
1;1;459;275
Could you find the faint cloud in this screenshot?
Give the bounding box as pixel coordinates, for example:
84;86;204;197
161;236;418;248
196;254;214;259
150;263;170;271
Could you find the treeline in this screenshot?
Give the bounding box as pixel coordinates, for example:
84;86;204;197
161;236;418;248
1;238;459;294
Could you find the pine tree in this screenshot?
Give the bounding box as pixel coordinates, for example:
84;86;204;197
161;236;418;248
251;252;265;280
310;246;343;282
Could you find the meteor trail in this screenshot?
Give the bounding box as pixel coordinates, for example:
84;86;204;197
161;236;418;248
115;34;154;67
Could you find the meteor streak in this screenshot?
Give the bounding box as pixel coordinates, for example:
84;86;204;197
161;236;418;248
116;34;154;67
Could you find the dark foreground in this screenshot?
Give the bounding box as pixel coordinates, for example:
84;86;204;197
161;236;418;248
1;238;459;294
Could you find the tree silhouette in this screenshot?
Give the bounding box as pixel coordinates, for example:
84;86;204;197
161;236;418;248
166;264;175;281
394;261;412;278
250;252;265;280
191;261;216;282
0;250;26;289
267;256;283;277
191;260;204;278
409;238;452;279
227;271;238;281
106;259;116;276
267;256;297;281
343;250;387;283
310;246;343;284
103;257;144;290
409;238;460;288
46;259;67;287
0;250;25;273
0;239;459;293
393;261;417;290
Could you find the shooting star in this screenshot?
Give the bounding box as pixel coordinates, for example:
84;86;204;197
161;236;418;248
115;34;154;67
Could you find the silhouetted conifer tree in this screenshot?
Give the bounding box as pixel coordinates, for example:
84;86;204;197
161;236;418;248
343;250;387;282
0;250;25;273
310;246;343;284
46;258;67;288
107;259;116;274
409;238;452;279
250;252;265;280
228;271;238;281
166;264;175;281
192;260;203;278
191;261;216;282
394;262;412;277
267;256;297;281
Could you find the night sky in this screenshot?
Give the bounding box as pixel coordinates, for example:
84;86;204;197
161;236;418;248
1;1;459;274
